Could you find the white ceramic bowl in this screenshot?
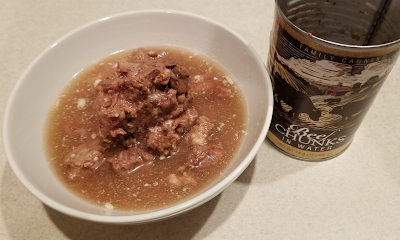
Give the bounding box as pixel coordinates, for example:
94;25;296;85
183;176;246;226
3;10;273;224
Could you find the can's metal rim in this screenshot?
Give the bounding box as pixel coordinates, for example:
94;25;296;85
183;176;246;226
275;0;400;50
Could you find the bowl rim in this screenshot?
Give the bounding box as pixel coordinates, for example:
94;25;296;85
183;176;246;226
3;9;273;224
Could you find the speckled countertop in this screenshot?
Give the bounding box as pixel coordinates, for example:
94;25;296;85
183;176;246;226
1;0;400;239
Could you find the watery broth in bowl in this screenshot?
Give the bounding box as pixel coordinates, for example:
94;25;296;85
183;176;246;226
45;46;247;211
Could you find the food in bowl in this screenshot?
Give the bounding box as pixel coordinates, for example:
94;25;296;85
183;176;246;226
45;46;247;210
4;10;272;223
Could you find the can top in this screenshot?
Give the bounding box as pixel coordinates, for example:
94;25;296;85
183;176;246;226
276;0;400;55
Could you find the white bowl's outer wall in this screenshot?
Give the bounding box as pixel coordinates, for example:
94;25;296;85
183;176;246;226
3;10;273;224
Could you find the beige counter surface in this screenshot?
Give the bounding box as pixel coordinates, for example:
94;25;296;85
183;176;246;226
1;0;400;239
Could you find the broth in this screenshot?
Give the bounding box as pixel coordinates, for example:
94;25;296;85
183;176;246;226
45;46;247;210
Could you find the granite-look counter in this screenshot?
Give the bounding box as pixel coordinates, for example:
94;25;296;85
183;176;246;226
1;0;400;239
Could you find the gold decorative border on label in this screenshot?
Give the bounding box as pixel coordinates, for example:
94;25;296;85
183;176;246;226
267;131;350;159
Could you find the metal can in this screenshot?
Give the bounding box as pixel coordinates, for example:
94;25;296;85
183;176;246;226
267;0;400;160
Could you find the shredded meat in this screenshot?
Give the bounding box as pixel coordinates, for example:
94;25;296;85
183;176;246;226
172;108;198;133
65;139;105;169
147;108;198;154
109;145;154;173
185;116;214;145
64;139;106;180
186;143;224;168
188;74;214;95
147;121;181;154
169;65;189;95
94;49;192;142
65;48;227;178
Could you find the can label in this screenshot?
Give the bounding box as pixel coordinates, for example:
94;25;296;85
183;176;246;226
267;22;399;159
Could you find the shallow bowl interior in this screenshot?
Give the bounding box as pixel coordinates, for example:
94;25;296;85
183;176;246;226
3;10;273;224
